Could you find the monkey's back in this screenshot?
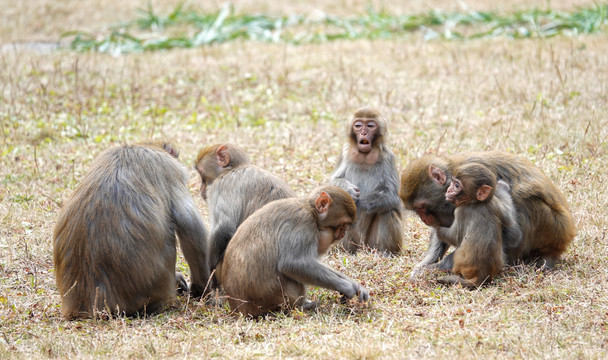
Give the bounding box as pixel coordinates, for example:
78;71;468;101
53;145;186;318
456;151;575;255
207;164;295;226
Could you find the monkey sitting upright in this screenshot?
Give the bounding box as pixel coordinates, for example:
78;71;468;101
54;143;209;318
433;163;522;287
330;106;404;255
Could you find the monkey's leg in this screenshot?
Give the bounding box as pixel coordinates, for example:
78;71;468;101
367;210;403;256
437;274;478;288
429;251;454;270
282;280;317;311
340;226;363;254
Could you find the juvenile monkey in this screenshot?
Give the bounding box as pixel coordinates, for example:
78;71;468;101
195;143;294;286
400;151;575;276
54;143;209;318
433;163;521;287
221;186;369;317
330;106;404;255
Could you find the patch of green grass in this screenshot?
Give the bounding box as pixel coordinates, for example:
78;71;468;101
62;3;608;54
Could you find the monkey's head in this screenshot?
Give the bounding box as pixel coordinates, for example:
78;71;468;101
448;163;496;206
348;106;386;153
195;143;250;200
138;142;180;158
311;185;357;240
400;156;456;228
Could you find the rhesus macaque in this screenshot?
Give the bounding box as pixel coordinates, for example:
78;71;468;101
432;163;521;287
54;142;209;318
330;106;404;255
195;143;294;286
221;186;370;317
400;151;576;278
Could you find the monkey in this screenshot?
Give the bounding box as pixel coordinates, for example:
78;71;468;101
429;163;521;287
220;185;370;317
194;143;295;287
399;150;576;278
330;106;404;255
53;142;210;318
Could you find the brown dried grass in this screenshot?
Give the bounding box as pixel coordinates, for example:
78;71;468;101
1;1;607;359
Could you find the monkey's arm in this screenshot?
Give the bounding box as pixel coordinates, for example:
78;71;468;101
280;259;369;302
329;157;360;201
494;181;523;260
357;185;402;213
172;197;210;298
409;229;451;279
207;204;239;270
357;154;401;213
278;235;368;302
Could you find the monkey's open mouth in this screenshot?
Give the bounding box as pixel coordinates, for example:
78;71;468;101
360;140;369;145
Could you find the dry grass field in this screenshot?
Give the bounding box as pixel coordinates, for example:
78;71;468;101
1;0;607;358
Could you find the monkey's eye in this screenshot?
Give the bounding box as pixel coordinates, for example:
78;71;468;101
353;121;364;130
413;205;427;214
367;121;377;130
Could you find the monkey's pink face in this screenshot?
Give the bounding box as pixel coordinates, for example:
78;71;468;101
445;178;461;203
352;119;378;153
333;223;350;241
413;205;440;227
195;166;209;201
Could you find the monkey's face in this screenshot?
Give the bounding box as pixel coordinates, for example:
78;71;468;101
196;171;209;200
412;195;456;228
445;178;462;204
333;222;351;241
195;159;217;201
352;118;378;153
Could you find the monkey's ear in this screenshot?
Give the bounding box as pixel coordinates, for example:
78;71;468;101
216;145;230;168
428;165;447;186
315;192;333;214
162;143;179;158
476;185;493;202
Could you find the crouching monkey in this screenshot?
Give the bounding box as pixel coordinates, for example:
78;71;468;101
400;150;576;279
221;186;369;317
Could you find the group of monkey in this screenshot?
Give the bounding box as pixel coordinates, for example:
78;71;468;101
53;106;576;319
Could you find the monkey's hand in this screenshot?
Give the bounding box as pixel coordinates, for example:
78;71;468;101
331;178;360;201
340;281;369;303
357;286;370;303
176;272;188;295
409;266;425;281
409;264;443;281
345;184;360;201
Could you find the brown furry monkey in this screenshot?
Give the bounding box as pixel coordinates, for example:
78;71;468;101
330;106;404;255
400;151;575;278
433;163;521;287
54;142;209;318
195;143;295;286
221;186;369;317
